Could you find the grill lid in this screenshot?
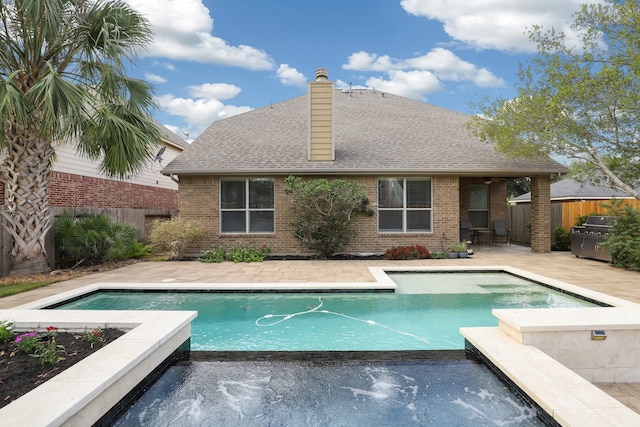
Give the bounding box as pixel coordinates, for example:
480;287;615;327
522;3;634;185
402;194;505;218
583;216;615;227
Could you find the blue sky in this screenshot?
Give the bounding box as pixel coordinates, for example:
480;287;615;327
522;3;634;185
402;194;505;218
123;0;600;142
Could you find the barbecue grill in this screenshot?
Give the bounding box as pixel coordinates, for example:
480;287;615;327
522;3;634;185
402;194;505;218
570;216;615;262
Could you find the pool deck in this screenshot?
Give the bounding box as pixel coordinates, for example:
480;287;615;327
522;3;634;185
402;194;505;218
2;243;640;419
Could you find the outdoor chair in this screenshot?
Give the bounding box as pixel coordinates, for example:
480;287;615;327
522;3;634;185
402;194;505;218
492;220;511;244
460;220;473;243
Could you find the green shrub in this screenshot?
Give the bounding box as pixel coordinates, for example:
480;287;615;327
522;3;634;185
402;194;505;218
125;241;154;259
14;331;40;353
149;218;207;259
603;203;640;271
551;227;570;251
200;245;271;263
284;176;374;258
0;319;14;343
429;252;448;259
384;245;430;260
54;213;140;265
200;247;227;263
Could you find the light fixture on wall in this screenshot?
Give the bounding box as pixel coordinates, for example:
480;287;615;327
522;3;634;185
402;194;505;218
483;177;493;185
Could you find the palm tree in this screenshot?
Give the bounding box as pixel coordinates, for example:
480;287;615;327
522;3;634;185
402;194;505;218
0;0;161;275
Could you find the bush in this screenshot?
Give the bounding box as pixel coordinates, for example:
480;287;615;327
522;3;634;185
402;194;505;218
384;245;430;260
200;247;227;263
284;176;374;258
54;213;140;265
200;246;271;263
0;319;14;343
551;227;570;251
124;241;154;259
602;203;640;271
429;252;448;259
149;218;207;259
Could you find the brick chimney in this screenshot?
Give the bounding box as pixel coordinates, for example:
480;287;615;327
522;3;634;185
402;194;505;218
308;68;334;161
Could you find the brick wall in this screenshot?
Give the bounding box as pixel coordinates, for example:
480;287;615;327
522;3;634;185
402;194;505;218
0;171;178;210
45;171;178;210
179;174;461;256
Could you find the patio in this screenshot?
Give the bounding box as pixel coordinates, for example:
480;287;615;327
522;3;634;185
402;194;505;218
1;243;639;416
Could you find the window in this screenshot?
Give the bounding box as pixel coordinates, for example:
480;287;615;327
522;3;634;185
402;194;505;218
469;185;489;228
220;178;274;233
378;178;432;232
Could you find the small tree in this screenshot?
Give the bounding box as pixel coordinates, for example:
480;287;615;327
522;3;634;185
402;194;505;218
149;218;207;259
284;176;373;258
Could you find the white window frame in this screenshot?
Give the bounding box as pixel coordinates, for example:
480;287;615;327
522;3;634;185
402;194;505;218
220;178;275;234
377;177;432;233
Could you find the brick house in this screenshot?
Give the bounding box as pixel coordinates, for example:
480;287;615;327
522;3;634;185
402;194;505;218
162;68;567;256
1;122;185;273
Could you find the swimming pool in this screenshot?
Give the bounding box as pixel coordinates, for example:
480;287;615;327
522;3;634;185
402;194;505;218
54;272;598;351
44;269;619;426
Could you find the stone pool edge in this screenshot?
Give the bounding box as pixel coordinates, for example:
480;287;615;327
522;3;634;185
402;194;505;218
0;309;196;426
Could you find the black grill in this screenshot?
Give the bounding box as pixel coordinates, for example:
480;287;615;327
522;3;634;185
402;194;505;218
570;216;615;262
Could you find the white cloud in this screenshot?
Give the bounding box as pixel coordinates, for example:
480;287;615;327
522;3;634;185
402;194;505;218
151;61;176;71
186;83;241;101
365;70;443;101
276;64;307;88
342;47;505;100
124;0;274;70
157;85;252;138
145;73;166;84
343;52;400;72
400;0;600;53
405;48;506;87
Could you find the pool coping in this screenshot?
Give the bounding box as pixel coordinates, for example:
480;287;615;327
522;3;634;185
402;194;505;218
3;265;640;426
0;309;196;426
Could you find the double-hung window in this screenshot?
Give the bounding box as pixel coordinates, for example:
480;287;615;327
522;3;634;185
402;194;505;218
220;178;274;233
378;178;432;232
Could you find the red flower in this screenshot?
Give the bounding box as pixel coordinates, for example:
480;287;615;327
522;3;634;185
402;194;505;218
46;326;57;331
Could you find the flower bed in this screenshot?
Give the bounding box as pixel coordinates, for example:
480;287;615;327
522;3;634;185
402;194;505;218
0;328;125;408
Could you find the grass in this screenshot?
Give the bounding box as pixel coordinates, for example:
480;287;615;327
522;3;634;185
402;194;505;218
0;271;87;298
0;259;146;299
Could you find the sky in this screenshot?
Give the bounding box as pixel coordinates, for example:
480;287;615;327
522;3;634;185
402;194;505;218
122;0;601;142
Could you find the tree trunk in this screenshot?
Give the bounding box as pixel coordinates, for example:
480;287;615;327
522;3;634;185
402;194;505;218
1;126;54;275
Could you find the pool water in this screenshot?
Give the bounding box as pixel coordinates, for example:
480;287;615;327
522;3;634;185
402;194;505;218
112;354;547;427
55;272;597;351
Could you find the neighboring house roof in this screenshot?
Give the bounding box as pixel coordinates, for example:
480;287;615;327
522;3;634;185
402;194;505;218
511;178;637;203
154;120;188;149
162;89;567;176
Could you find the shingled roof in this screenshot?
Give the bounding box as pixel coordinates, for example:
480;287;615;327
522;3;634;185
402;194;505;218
162;88;567;176
511;178;638;202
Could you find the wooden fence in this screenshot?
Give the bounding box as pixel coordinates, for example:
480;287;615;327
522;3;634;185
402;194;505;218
508;199;640;245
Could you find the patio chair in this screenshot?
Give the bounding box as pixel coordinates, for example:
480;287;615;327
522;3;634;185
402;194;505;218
460;220;473;243
492;220;511;244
